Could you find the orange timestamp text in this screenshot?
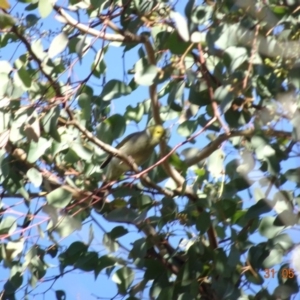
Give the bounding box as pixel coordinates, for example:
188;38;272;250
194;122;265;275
264;268;295;279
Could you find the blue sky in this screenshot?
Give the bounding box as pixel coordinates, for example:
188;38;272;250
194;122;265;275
2;0;300;299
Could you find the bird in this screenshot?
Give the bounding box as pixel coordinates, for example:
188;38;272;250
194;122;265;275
92;125;166;211
100;124;166;182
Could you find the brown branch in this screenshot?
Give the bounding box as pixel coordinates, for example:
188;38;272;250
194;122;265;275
10;26;62;98
133;117;217;179
63;119;175;198
184;127;293;167
197;43;229;134
243;24;259;90
143;27;188;192
54;7;147;43
141;31;219;251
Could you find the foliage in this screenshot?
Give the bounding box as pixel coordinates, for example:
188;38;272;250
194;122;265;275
0;0;300;299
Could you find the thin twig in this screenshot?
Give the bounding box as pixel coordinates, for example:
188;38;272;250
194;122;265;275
243;24;259;89
197;43;229;134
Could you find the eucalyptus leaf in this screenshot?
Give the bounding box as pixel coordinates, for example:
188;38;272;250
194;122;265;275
100;80;131;101
26;168;42;187
27;137;51;163
46;187;72;208
48;32;69;58
38;0;52;18
134;58;158;86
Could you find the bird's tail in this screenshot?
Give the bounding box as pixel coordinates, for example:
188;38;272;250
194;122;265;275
92;181;110;212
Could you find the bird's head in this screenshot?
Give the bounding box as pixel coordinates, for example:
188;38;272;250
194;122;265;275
147;125;166;145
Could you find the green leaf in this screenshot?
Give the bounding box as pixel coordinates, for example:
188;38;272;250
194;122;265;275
31;39;46;61
284;168;300;184
244;270;264;285
224;177;253;194
269;234;293;251
75;251;98;271
289;65;300;89
134;58;158;86
144;259;166;280
273;284;298;299
0;13;16;29
188;82;210;106
129;238;147;261
262;247;283;268
291;112;300;141
166;31;191;55
157;286;174;300
70;142;93;161
88;224;94;246
46;187;72;208
27;137;51;163
77;93;91;122
95;255;117;277
61;242;88;266
224;46;248;72
130;279;147;296
112;266;134;295
215;199;238;220
129;194;152;210
4;265;23;294
125;103;144;123
185;0;195;20
68;36;89;54
108;226;129;239
207;149;225;178
26;168;42;187
207;24;239;51
100;79;131;101
225;108;251;128
160;197;177;223
167;80;185;111
170;11;189;42
195;211;211;234
0;60;12;74
103;234;119;252
16;66;32;88
244;199;273;221
259;216;284;238
38;0;52;18
177;120;197;137
25;14;39;27
91;45;108;77
24;112;40;142
48;215;82;238
0;216;17;235
191;6;212;25
247;243;269;270
25;2;38;11
105;114;126;139
105;207;141;223
75;34;87;63
214;85;234;113
228;245;240;267
55;290;66;300
48;32;69;58
6;239;24;260
274;210;298;226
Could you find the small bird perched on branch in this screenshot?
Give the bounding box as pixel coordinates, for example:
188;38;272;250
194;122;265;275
101;125;166;182
92;125;166;210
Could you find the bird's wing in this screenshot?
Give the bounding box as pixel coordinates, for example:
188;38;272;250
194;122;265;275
100;131;143;169
100;155;113;169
